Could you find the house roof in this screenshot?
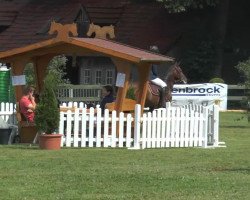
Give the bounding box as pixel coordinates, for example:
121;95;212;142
0;0;181;55
0;37;173;63
0;0;29;26
0;0;128;51
85;5;125;25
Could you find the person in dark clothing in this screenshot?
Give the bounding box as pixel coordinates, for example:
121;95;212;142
149;45;167;107
149;45;167;88
100;85;115;113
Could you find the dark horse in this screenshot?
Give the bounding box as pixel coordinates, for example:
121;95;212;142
142;62;187;111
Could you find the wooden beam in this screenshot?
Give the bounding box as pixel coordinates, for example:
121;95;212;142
111;58;132;114
136;63;151;112
0;39;57;60
23;43;93;58
33;55;55;93
11;59;29;102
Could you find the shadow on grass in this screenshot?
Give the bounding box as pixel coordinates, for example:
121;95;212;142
212;167;250;174
220;125;249;128
0;144;39;150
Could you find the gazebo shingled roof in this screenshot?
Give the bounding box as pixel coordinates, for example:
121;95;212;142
0;22;173;114
0;38;172;63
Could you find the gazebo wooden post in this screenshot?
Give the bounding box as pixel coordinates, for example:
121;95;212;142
136;62;151;112
33;54;55;93
11;59;29;102
111;58;132;114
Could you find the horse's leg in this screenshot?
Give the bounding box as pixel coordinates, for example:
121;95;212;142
166;89;172;102
157;87;167;108
144;89;155;112
157;89;162;108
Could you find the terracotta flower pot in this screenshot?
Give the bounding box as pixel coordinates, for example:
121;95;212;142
39;134;62;150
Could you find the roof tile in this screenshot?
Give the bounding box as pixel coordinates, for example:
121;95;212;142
0;0;180;55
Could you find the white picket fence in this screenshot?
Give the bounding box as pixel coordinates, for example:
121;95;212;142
0;102;220;148
0;102;16;125
59;103;220;149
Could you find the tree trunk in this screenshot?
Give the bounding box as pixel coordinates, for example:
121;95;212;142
214;0;230;77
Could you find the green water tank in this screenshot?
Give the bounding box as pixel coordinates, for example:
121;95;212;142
0;65;13;103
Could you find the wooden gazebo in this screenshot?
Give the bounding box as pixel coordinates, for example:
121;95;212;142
0;23;173;114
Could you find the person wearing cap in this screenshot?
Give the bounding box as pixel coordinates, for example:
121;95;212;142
149;45;167;107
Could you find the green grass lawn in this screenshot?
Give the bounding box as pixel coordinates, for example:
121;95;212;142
0;112;249;200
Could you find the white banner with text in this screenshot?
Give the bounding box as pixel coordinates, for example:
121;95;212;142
172;83;228;110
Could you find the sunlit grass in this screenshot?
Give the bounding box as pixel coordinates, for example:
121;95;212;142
0;112;249;200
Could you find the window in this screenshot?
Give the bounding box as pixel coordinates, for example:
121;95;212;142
95;70;102;84
75;7;90;37
106;70;113;85
83;69;90;84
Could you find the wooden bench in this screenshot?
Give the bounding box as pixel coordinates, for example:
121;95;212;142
16;103;37;143
105;98;136;113
105;98;136;136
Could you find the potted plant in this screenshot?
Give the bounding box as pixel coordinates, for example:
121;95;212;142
35;71;62;150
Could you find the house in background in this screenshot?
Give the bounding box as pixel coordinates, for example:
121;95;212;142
0;0;182;85
1;0;250;84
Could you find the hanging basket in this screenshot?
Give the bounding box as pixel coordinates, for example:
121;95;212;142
39;134;62;150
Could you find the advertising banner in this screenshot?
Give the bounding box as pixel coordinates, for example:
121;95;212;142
172;83;228;110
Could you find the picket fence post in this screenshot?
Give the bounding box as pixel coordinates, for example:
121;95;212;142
56;102;220;149
213;105;219;147
202;107;208;148
133;104;141;149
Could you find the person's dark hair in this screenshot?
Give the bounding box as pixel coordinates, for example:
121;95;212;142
23;86;35;95
149;45;160;53
103;85;113;96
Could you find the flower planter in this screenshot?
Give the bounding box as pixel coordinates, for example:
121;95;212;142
39;134;62;150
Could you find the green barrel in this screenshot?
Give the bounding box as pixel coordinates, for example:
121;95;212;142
0;66;13;103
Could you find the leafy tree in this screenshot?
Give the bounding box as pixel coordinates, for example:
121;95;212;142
23;55;69;89
235;58;250;122
156;0;219;13
182;37;217;83
236;58;250;89
47;55;70;87
24;63;36;86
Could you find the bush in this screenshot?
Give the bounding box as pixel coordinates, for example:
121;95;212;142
235;57;250;122
35;71;60;134
209;77;225;83
126;86;136;100
34;56;67;134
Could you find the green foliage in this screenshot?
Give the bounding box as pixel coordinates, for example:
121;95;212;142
235;57;250;122
156;0;219;13
23;55;69;89
23;63;36;86
126;86;136;100
34;55;69;133
47;55;70;87
209;77;225;83
35;71;60;134
235;57;250;88
182;38;217;83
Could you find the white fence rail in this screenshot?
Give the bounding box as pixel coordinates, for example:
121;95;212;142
56;84;248;104
0;102;220;149
59;103;220;149
0;102;16;125
57;85;102;105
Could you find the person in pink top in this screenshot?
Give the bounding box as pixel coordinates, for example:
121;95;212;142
19;86;37;123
